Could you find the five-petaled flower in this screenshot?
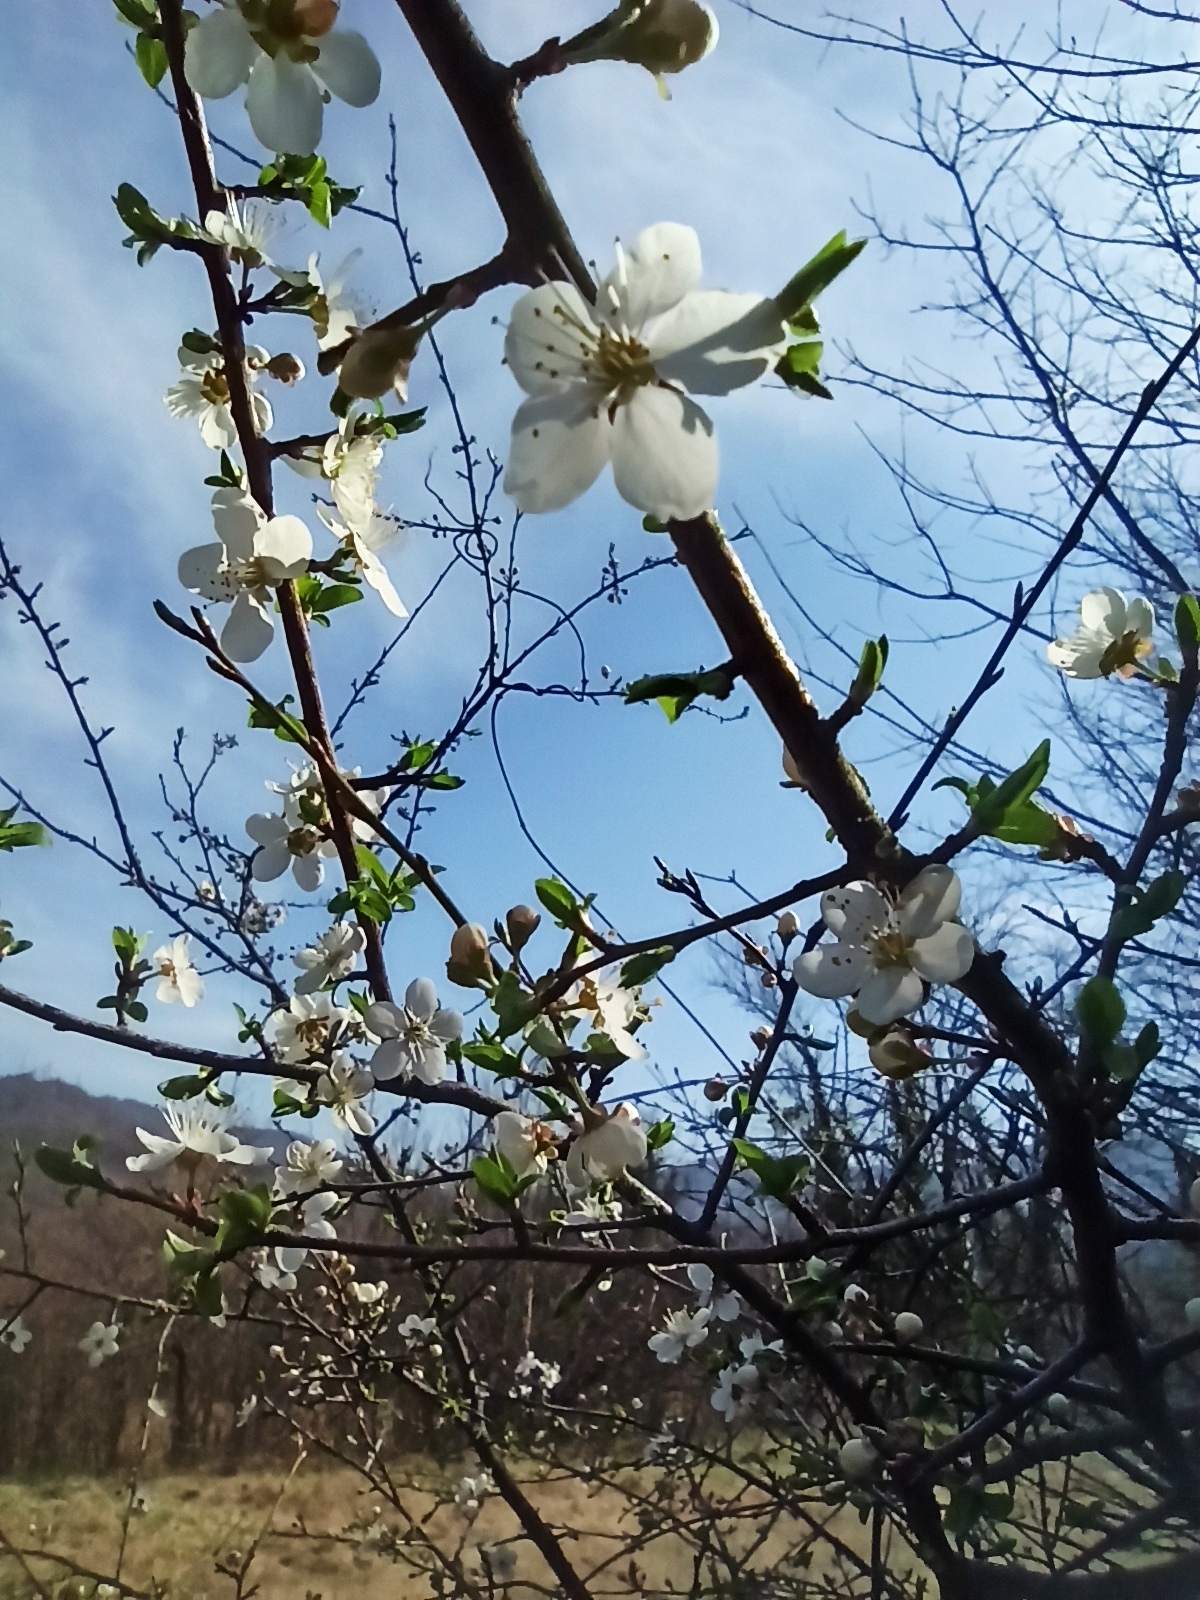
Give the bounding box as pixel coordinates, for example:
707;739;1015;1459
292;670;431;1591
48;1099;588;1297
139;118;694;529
365;979;463;1086
184;0;381;157
493;1110;554;1179
293;922;365;994
165;343;273;450
793;866;974;1026
276;252;363;351
274;1190;339;1273
201;196;277;267
711;1359;758;1423
566;1103;649;1187
502;222;788;520
317;1053;375;1134
272;992;352;1064
687;1263;740;1322
1;1314;32;1354
568;974;649;1060
179;488;312;663
79;1321;121;1368
1047;589;1156;680
316;502;407;617
648;1305;712;1363
127;1103;271;1173
152;934;204;1007
273;1137;344;1197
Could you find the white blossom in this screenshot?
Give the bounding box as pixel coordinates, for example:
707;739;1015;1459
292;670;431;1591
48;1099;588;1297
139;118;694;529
839;1436;880;1482
738;1331;784;1361
348;1279;388;1305
399;1314;439;1341
560;1192;623;1231
273;1137;344;1197
165;343;272;450
316;502;407;618
253;1252;297;1293
568;974;649;1060
502;222;788;520
1;1314;32;1354
79;1321;120;1367
184;0;381;157
493;1110;551;1179
513;1350;562;1394
152;934;204;1007
793;867;974;1026
843;1282;869;1308
455;1473;495;1509
272;993;351;1064
711;1360;759;1423
565;1103;648;1188
245;812;338;892
274;1189;339;1273
179;489;312;663
687;1263;740;1322
317;1052;375;1134
648;1305;711;1363
893;1311;925;1344
127;1103;271;1173
275;251;363;351
293;922;365;994
201;196;277;267
365;979;463;1086
1047;589;1155;680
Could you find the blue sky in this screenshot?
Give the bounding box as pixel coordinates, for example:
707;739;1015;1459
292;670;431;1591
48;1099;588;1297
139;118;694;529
0;1;1170;1122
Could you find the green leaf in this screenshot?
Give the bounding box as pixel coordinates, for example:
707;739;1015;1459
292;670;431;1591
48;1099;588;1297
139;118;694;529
1134;1020;1161;1068
1077;977;1125;1048
163;1231;214;1274
113;0;157;24
732;1138;809;1200
0;808;49;852
472;1153;533;1205
36;1144;104;1191
377;407;427;437
192;1268;224;1318
619;947;675;988
1109;870;1187;944
134;31;168;87
775;232;867;321
307;179;332;228
624;666;735;723
1174;593;1200;652
214;1183;273;1257
970;741;1051;835
646;1118;675;1151
158;1074;208;1101
462;1040;524;1078
847;636;888;708
535;878;581;926
491;969;538;1039
247;694;308;745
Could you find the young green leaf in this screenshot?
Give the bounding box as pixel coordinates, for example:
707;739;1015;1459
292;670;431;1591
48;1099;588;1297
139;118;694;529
1109;870;1187;944
1076;977;1125;1048
624;666;735;723
619;946;675;988
775;232;867;321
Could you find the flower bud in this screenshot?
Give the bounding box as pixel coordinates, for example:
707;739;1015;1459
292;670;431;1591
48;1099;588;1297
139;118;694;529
776;911;799;941
561;0;718;79
446;922;495;989
1045;1392;1072;1421
843;1283;869;1309
294;0;340;36
868;1029;930;1081
265;353;305;386
338;323;421;401
703;1077;728;1102
838;1436;879;1482
781;745;803;786
893;1312;924;1344
505;904;541;952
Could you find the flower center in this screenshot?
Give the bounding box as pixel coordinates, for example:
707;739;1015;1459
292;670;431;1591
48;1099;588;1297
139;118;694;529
200;368;231;407
402;1014;436;1049
229;554;276;594
868;927;913;969
583;327;657;404
295;1017;329;1048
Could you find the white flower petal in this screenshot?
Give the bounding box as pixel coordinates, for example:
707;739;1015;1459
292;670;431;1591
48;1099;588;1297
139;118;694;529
504;283;597;396
371;1038;406;1081
792;942;871;999
411;1045;447;1086
431;1010;463;1043
251;840;291;882
246;812;287;847
364;1002;402;1040
610;385;716;520
212;488;263;557
1079;588;1127;634
600;223;702;330
897;865;961;939
312;29;381;107
910;922;974;984
184;6;258;98
504;389;611;514
256;514;313;576
198;403;238;451
292;852;325;892
651;292;788;395
221;592;275;663
856;967;925;1026
246;53;323;156
821;882;889;940
361;551;407;618
1124;596;1155;638
405;978;438;1020
178;544;234;602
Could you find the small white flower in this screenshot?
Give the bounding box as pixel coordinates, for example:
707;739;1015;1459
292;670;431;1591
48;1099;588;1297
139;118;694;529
493;1110;551;1179
273;1137;343;1197
560;1192;623;1231
245;813;338;893
165;343;272;450
513;1351;561;1394
687;1263;740;1322
1;1314;32;1354
317;1052;375;1134
1047;589;1155;680
711;1361;758;1423
253;1252;297;1293
79;1321;120;1367
201;196;277;267
738;1330;784;1361
566;1103;648;1188
454;1473;495;1509
398;1313;439;1341
503;222;788;520
648;1305;712;1364
348;1279;388;1305
293;922;366;994
793;866;974;1026
567;974;649;1060
316;501;407;618
274;1189;339;1273
127;1103;271;1173
839;1436;880;1482
152;934;204;1007
179;488;312;663
272;992;351;1064
893;1311;925;1344
184;0;381;157
365;979;463;1086
843;1283;869;1308
196;879;218;902
236;1395;258;1427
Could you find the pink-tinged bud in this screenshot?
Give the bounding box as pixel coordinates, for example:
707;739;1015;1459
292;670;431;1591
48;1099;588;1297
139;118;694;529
776;911;799;941
293;0;340;39
446;922;495;989
505;905;541;952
